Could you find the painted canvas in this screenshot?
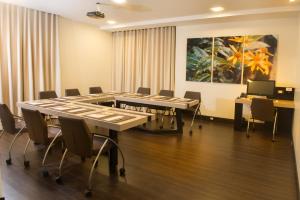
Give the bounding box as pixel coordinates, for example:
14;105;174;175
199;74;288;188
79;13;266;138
213;36;243;84
242;35;278;84
186;38;213;82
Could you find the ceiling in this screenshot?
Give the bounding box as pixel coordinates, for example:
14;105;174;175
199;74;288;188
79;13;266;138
1;0;300;30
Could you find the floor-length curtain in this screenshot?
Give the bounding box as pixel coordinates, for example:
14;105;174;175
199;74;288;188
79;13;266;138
112;26;176;94
0;2;60;113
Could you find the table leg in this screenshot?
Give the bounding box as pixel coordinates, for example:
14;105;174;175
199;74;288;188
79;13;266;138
115;100;121;109
234;102;244;131
109;129;118;175
175;108;183;134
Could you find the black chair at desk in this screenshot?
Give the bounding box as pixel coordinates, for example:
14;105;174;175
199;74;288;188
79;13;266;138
65;88;80;96
247;98;278;142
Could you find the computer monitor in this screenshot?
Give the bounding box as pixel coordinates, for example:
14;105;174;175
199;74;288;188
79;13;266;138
246;80;275;98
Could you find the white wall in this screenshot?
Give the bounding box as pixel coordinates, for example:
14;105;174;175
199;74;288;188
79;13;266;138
176;16;299;119
59;17;112;96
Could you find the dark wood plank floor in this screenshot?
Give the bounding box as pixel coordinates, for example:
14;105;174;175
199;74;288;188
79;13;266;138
0;116;298;200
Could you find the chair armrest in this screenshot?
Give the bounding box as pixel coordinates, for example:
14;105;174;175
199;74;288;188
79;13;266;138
13;115;23;120
47;124;61;129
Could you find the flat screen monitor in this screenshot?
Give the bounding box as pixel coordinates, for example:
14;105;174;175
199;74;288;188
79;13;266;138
247;80;275;98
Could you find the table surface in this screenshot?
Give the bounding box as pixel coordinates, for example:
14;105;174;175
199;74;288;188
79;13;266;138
18;92;198;132
235;97;295;109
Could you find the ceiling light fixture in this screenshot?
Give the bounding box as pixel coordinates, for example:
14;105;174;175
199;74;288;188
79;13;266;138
289;0;295;2
210;6;224;12
107;20;117;25
112;0;126;4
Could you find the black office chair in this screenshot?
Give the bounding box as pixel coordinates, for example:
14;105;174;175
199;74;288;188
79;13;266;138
89;87;103;94
247;98;278;142
39;91;58;99
21;108;62;172
0;104;26;165
89;86;114;107
57;116;126;197
158;89;175;129
39;90;59;124
65;88;81;96
137;87;151;95
184;91;202;134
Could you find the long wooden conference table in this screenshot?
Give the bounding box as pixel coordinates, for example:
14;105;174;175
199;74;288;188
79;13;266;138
18;92;198;174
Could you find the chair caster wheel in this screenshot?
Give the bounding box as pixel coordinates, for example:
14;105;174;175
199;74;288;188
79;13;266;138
119;168;126;177
246;134;250;138
24;161;30;168
55;177;63;185
189;130;193;134
171;121;175;125
6;159;12;165
159;126;163;129
42;170;49;177
84;190;92;198
272;139;275;143
182;121;185;126
199;125;202;129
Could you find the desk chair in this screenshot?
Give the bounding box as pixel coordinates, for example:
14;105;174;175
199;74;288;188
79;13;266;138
137;87;151;95
39;90;59;124
57;116;126;197
0;104;26;165
65;88;80;96
21;108;62;172
39;91;58;99
247;98;278;142
89;86;115;107
158;89;174;129
184;91;202;134
89;87;103;94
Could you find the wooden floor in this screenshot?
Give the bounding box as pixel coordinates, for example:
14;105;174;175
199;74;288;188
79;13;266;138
0;116;298;200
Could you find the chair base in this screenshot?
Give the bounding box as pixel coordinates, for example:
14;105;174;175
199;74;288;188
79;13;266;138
24;161;30;169
84;189;92;198
119;168;126;177
55;176;63;185
42;170;49;178
5;159;11;165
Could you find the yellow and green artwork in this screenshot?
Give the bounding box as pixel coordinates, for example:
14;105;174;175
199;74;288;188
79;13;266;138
186;35;278;84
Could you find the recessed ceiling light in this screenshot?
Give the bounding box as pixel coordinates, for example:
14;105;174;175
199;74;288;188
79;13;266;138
107;20;117;25
210;6;224;12
112;0;126;4
289;0;295;2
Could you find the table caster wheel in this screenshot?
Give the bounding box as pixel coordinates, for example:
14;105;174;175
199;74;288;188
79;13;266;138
119;168;126;177
24;161;30;168
84;190;92;198
6;158;12;165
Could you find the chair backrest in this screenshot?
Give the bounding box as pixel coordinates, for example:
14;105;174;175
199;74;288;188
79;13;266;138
0;104;17;133
39;90;58;99
251;98;275;122
21;108;49;144
137;87;151;95
89;87;103;94
58;116;93;158
184;91;201;102
159;89;174;97
65;88;81;96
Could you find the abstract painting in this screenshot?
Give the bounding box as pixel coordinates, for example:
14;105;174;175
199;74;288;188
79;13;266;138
213;36;243;84
186;38;213;82
186;35;278;84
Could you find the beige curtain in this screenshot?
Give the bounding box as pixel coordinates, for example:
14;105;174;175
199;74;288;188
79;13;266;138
0;2;60;113
112;26;176;94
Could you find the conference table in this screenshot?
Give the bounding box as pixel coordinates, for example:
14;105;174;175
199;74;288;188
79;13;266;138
17;92;198;173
